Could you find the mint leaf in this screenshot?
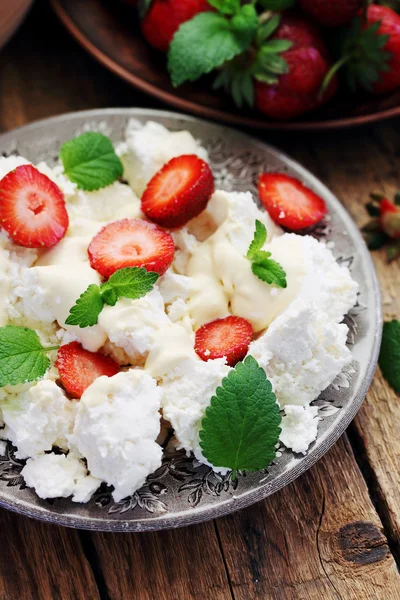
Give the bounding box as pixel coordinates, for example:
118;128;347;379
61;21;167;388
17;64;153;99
66;268;159;328
0;326;56;387
379;320;400;393
247;219;267;259
65;284;104;328
199;356;282;475
246;220;287;288
207;0;240;15
251;259;287;288
60;132;123;191
106;267;159;300
168;7;258;87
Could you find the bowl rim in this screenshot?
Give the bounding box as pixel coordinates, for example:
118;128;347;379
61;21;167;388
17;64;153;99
0;108;382;531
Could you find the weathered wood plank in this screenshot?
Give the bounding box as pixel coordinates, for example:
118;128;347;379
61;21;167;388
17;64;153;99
89;520;233;600
216;436;400;600
277;123;400;564
0;510;100;600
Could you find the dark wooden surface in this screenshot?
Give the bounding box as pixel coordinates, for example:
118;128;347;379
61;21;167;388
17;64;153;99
1;2;400;599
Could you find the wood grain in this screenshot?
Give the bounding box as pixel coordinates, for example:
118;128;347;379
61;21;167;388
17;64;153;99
216;436;400;600
0;509;100;600
89;520;233;600
0;3;400;599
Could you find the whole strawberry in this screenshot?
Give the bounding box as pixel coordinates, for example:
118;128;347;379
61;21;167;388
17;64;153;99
322;5;400;95
362;192;400;261
141;0;211;52
298;0;364;27
254;14;337;120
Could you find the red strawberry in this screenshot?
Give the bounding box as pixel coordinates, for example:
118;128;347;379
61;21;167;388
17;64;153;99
298;0;363;27
322;5;400;95
258;173;327;231
0;165;69;248
254;14;337;120
380;197;400;239
194;316;253;367
141;0;211;52
56;342;120;399
141;155;214;228
88;218;175;278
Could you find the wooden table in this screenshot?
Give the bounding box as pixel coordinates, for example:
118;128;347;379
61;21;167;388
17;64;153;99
1;2;400;599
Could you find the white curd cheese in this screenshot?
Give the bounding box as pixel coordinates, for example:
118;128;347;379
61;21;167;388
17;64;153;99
279;405;319;454
0;381;76;460
249;299;351;408
71;369;162;501
0;155;30;180
160;357;230;463
119;120;209;196
22;452;101;502
99;288;170;363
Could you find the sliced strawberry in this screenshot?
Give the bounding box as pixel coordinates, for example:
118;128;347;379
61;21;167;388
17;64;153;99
141;155;214;228
88;218;175;278
56;342;120;399
0;165;69;247
258;173;327;231
380;197;400;239
194;316;253;367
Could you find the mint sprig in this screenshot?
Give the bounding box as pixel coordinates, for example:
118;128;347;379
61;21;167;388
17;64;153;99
65;267;159;328
199;355;282;476
168;5;258;87
0;326;58;388
60;132;123;191
246;220;287;288
379;320;400;393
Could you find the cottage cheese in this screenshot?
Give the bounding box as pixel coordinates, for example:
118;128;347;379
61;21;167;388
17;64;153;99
119;120;209;196
160;357;230;464
71;369;162;501
22;452;101;501
0;381;76;459
279;405;319;454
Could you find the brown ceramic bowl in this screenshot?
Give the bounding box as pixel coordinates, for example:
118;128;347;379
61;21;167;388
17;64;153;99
52;0;400;131
0;0;33;51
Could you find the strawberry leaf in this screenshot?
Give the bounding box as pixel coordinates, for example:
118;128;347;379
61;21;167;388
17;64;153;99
199;356;282;475
207;0;240;15
168;7;258;87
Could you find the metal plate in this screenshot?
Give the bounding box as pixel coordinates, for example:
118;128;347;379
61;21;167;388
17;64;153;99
0;108;382;531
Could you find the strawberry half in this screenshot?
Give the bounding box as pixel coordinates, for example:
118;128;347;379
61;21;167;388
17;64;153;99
194;316;253;367
0;165;69;247
141;155;214;228
56;342;120;399
258;173;327;231
88;218;175;278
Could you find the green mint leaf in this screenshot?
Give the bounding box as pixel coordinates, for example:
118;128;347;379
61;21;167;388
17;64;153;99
66;268;158;328
65;284;104;328
168;7;258;87
246;220;287;288
0;326;54;387
199;356;282;475
251;259;287;288
207;0;240;15
379;320;400;393
106;267;159;300
100;284;118;307
247;219;267;259
60;132;123;191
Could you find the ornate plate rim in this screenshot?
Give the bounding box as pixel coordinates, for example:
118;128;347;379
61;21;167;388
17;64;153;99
0;108;382;531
